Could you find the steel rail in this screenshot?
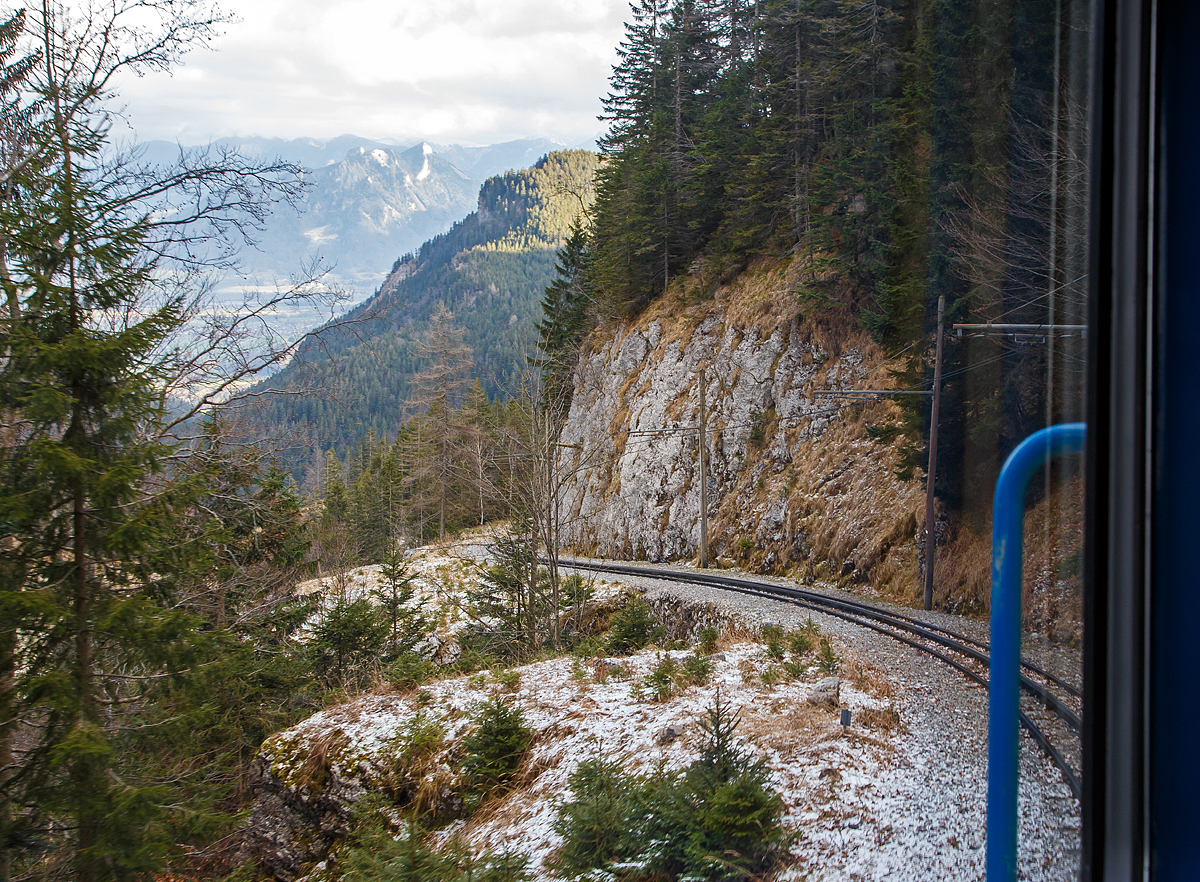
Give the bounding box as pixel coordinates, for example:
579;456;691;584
563;558;1080;727
561;557;1081;800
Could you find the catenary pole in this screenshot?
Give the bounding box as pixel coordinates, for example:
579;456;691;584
924;295;946;611
699;368;709;568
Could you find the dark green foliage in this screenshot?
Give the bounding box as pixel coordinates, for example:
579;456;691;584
552;758;629;874
0;5;326;874
866;423;903;443
697;625;719;655
680;653;712;686
761;625;785;660
533;219;594;416
342;794;531;882
786;632;813;657
462;697;533;794
553;693;784;881
642;653;679;702
310;597;389;689
640;651;711;702
384;655;440;692
747;409;766;446
604;597;662;656
475;849;534;882
0;50;213;882
815;637;842;676
558;573;596;644
376;547;431;658
342;810;458;882
464;519;545;660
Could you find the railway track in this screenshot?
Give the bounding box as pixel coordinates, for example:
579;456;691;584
560;557;1082;801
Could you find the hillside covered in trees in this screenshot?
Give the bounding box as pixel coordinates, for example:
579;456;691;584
248;150;597;482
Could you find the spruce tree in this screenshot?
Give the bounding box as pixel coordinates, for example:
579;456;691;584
0;3;312;876
532;218;592;415
375;546;429;658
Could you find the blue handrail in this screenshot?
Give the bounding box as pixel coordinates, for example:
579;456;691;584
987;422;1087;881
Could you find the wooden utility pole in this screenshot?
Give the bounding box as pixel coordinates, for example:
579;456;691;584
699;368;709;568
924;295;946;611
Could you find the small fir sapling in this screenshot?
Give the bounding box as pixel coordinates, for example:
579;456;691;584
815;637;842;676
462;696;533;795
604;596;662;655
761;624;786;660
375;545;432;659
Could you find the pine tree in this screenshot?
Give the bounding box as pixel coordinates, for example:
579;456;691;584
375;545;430;658
0;66;198;882
590;0;675;312
0;12;40;877
409;303;475;539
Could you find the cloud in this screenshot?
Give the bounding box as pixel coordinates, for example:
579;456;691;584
115;0;627;145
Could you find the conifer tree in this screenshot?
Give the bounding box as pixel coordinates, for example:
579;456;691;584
0;11;40;877
410;303;474;539
533;218;592;414
0;3;316;875
375;545;429;658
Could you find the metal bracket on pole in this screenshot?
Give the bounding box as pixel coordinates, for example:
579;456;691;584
987;422;1086;881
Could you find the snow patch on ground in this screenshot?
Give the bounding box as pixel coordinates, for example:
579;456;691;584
293;531;626;649
260;633;922;879
267;539;1079;880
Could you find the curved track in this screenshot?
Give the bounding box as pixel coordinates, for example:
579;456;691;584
561;557;1082;801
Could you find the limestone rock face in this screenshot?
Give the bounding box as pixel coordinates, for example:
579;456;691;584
556;297;921;585
240;746;369;881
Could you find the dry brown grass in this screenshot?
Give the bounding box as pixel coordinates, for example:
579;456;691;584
719;620;760;648
293;728;350;792
855;705;903;733
738;657;759;686
930;475;1084;642
738;701;835;756
928;521;993;615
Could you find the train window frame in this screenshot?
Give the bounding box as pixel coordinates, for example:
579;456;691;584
1084;0;1200;877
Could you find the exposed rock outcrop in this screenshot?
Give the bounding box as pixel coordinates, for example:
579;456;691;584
557;263;924;592
241;729;374;880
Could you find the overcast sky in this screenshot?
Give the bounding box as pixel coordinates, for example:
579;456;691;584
116;0;629;147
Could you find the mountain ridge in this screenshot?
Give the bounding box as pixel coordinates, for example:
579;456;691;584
244;149;599;480
136;135;582;297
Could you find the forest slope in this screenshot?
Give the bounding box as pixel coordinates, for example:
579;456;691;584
245;149;597;476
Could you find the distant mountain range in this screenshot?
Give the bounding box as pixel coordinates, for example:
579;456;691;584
135;134;596;299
